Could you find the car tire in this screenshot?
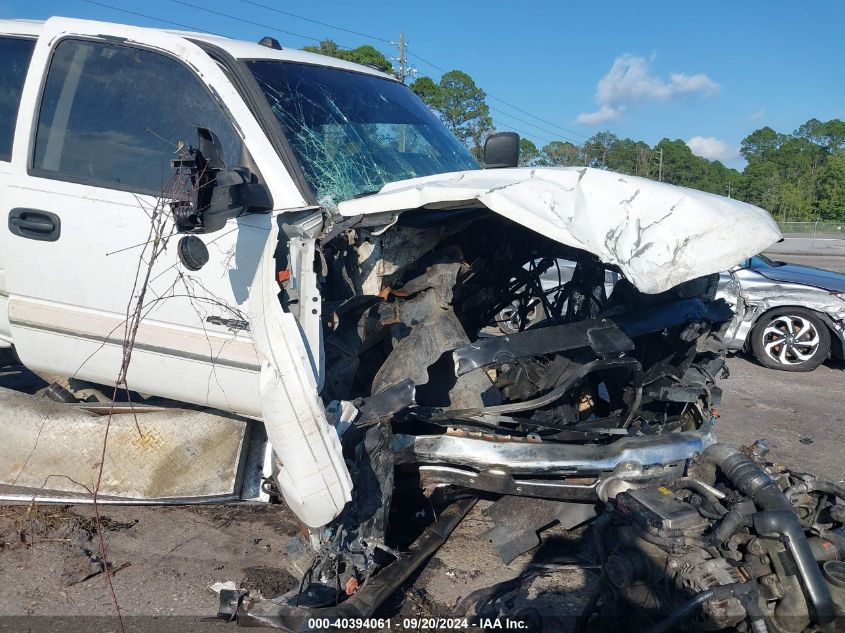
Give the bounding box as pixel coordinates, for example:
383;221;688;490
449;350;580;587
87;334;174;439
750;308;830;372
496;300;546;334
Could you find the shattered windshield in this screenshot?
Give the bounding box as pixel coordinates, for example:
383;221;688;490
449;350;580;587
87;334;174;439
245;60;479;205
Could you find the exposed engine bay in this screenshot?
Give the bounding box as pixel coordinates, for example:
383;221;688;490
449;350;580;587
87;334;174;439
220;201;845;631
320;208;727;429
590;443;845;632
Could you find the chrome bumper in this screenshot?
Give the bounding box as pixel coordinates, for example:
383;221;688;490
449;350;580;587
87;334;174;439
393;430;716;501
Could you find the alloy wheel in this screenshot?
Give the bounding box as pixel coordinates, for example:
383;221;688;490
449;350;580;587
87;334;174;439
761;315;821;366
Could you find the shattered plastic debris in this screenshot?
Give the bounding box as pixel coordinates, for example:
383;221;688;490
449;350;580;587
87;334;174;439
209;580;238;594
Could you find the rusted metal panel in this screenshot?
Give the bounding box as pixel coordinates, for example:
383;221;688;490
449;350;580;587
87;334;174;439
0;386;249;501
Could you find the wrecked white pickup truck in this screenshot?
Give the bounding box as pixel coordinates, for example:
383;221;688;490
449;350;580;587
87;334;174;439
2;17;845;632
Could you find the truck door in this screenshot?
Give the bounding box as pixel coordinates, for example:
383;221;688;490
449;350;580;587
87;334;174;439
1;18;309;417
0;29;36;350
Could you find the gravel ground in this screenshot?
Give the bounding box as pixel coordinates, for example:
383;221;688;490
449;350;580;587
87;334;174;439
0;352;843;632
715;355;845;481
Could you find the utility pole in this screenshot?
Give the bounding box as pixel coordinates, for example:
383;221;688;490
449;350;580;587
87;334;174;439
397;32;407;152
657;148;664;182
397;32;406;84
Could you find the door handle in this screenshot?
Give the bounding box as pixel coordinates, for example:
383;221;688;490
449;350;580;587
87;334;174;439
8;209;61;242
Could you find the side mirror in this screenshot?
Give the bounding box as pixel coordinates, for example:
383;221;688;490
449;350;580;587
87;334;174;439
171;128;273;234
483;132;520;169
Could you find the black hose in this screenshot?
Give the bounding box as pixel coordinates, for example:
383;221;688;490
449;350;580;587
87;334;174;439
807;479;845;502
706;508;746;545
702;443;835;627
642;581;757;633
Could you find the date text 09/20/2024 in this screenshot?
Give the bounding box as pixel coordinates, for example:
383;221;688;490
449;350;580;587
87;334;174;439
306;618;529;629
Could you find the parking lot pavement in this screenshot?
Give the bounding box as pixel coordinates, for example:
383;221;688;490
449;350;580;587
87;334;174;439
717;354;845;481
766;237;845;258
765;251;845;273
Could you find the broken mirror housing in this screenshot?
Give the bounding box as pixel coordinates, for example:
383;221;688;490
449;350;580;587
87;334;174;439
171;127;273;234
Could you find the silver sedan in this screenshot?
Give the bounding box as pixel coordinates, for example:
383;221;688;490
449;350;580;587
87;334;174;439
719;254;845;371
497;255;845;372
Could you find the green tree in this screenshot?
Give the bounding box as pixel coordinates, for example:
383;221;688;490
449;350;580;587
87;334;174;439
818;152;845;219
606;138;656;177
438;70;493;158
540;140;581;166
655;138;706;189
410;71;492;158
583;132;620;169
740;126;785;163
796;118;845;152
740;159;782;213
303;39;394;75
409;76;442;110
519;138;540;166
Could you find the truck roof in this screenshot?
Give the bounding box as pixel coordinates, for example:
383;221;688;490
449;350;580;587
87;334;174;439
0;17;397;81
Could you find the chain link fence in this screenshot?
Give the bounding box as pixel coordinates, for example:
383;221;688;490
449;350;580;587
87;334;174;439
777;221;845;238
769;221;845;256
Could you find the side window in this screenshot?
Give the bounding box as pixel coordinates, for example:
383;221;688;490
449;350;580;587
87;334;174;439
32;39;243;194
0;37;36;161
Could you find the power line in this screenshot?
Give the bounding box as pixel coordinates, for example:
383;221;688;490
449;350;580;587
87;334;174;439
489;104;580;144
164;0;325;43
80;0;227;35
405;49;447;73
80;1;394;68
235;0;392;44
234;2;412;81
488;95;590;140
83;1;590;145
492;120;555;147
406;47;590;141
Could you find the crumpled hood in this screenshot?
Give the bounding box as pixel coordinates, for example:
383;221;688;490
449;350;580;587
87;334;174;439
337;166;782;294
755;262;845;293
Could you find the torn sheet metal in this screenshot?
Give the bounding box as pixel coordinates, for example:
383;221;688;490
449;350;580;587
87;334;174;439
738;280;845;318
248;217;352;528
0;386;248;501
337;167;782;294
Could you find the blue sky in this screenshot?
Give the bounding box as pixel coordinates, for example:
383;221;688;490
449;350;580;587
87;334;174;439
2;0;843;168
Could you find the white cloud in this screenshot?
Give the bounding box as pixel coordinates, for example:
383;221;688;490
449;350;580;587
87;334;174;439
750;109;766;122
575;105;624;125
686;136;739;162
577;54;719;126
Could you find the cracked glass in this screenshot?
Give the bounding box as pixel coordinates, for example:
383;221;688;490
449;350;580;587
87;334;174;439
246;61;478;206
